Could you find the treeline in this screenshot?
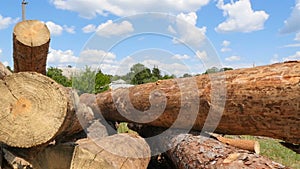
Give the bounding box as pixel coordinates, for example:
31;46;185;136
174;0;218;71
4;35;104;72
45;63;233;94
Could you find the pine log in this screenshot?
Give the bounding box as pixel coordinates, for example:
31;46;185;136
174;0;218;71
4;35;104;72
0;62;12;80
29;134;150;169
81;61;300;144
216;136;260;154
13;20;50;75
165;134;288;169
0;72;71;148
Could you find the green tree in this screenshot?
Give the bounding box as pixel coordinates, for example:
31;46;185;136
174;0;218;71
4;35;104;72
46;67;72;87
72;66;97;94
131;68;152;84
152;67;161;79
220;67;234;72
182;73;192;78
203;67;219;74
95;70;111;93
162;74;176;79
6;66;13;72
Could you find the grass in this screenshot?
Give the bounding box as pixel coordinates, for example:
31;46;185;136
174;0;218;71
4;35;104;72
225;135;300;169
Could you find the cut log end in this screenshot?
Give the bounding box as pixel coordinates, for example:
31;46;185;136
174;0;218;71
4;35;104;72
216;136;260;154
13;20;50;47
0;72;67;148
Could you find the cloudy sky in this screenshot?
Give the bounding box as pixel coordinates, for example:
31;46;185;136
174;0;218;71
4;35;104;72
0;0;299;76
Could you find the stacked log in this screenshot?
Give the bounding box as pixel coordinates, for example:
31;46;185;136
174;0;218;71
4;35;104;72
83;61;300;144
0;61;298;168
13;20;50;75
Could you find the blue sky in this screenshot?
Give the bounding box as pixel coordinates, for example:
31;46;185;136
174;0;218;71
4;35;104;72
0;0;299;76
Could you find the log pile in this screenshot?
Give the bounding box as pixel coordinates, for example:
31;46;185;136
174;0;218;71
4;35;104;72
0;61;299;168
83;61;300;144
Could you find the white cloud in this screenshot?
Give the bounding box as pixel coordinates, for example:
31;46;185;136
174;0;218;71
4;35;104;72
216;0;269;33
283;51;300;61
96;20;134;37
295;32;300;41
0;15;19;30
78;49;116;65
225;55;240;61
82;20;134;37
195;50;207;60
2;61;9;67
172;54;190;60
46;21;63;36
177;12;197;26
280;0;300;34
270;54;280;64
45;21;76;36
172;12;207;47
47;48;78;64
141;59;190;77
63;25;76;34
0;48;2;55
167;25;177;34
51;0;210;19
282;43;300;48
221;40;231;52
82;24;96;33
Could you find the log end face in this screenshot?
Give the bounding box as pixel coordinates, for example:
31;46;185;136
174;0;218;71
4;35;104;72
13;20;50;47
0;72;68;148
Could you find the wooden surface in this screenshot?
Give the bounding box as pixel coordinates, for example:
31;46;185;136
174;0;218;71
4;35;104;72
0;72;67;148
13;20;50;74
167;134;288;169
81;61;300;144
0;62;12;80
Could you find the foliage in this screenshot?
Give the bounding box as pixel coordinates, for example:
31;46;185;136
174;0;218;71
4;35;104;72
203;67;234;74
46;67;72;87
94;70;112;93
6;66;13;72
72;66;97;94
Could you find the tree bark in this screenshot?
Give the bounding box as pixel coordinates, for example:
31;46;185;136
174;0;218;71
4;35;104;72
0;72;70;148
82;61;300;144
165;134;288;169
13;20;50;75
0;62;12;80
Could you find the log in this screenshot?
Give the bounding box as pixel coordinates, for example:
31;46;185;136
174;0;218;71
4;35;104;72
81;61;300;144
30;134;150;169
0;62;12;80
216;136;260;154
13;20;50;75
166;134;289;169
0;72;69;148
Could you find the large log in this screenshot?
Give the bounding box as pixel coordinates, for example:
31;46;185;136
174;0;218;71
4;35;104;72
165;134;288;169
0;72;71;148
13;20;50;75
81;61;300;144
29;134;150;169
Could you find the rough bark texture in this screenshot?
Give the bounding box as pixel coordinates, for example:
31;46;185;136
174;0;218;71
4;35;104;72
0;72;68;148
166;134;289;169
0;62;12;80
84;61;300;144
13;20;50;75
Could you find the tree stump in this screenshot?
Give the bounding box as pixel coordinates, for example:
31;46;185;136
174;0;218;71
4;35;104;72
13;20;50;75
